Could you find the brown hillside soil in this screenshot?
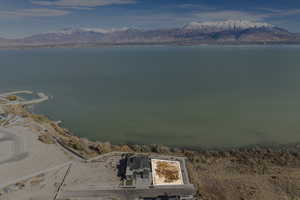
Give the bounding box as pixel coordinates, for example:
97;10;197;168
186;149;300;200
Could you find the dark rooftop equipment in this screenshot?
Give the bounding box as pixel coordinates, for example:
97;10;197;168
124;155;152;187
127;155;150;171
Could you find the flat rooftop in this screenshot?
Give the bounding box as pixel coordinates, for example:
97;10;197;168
151;159;184;186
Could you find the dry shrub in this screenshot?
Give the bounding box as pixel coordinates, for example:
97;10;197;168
155;161;180;183
6;95;17;101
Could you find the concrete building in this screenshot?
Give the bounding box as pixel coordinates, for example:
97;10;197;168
120;154;195;200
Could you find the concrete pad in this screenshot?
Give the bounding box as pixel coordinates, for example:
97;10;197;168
0;126;70;187
0;164;70;200
61;155;121;191
0;141;14;163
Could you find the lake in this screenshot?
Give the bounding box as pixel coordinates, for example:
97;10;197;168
1;45;300;148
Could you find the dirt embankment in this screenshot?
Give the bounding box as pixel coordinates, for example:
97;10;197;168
4;104;300;200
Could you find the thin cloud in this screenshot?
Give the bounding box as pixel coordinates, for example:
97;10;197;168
31;0;136;9
269;9;300;16
177;4;215;10
0;8;69;17
258;7;300;15
194;8;300;22
194;10;267;22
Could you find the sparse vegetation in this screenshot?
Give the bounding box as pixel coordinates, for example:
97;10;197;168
6;95;17;101
155;161;180;183
38;134;54;144
29;114;50;123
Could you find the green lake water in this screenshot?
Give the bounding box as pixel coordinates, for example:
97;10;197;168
1;45;300;148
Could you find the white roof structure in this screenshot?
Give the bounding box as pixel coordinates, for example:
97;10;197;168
151;159;184;186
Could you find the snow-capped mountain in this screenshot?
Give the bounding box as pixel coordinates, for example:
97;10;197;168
46;27;129;35
183;20;274;31
1;20;299;47
79;27;129;34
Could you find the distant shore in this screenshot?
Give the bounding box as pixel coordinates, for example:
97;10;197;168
1;40;300;51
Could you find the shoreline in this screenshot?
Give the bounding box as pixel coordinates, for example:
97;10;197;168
2;91;300;199
2;90;300;159
1;42;300;51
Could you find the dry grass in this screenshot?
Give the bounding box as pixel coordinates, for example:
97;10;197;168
6;95;17;101
187;155;300;200
155;161;180;183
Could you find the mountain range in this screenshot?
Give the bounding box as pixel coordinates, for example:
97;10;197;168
1;20;300;48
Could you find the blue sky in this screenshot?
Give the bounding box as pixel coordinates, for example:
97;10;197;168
0;0;300;38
